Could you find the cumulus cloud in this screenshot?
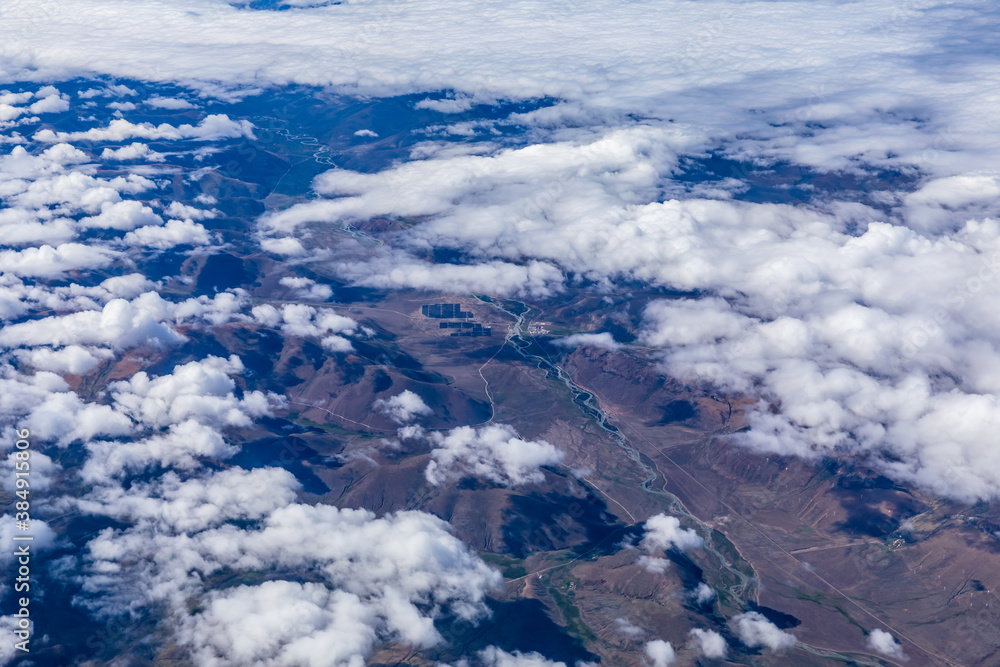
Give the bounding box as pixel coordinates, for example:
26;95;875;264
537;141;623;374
145;96;195;110
0;243;117;277
279;275;333;300
179;580;382;667
0;290;253;352
81;200;162;230
253;303;357;351
88;420;234;479
108;355;274;429
731;612;796;651
260;236;307;256
123;218;211;248
691;583;715;605
33;114;254;143
100;142;165;161
867;629;904;659
636;555;670;574
373;390;432;424
15;345;112;374
0;297;184;349
425;423;564;487
477;647;569;667
0;516;56;563
553;332;621;351
644;639;676;667
640;513;703;553
81;504;502;663
2;450;60;492
332;252;565;298
76;467;301;532
689;628;726;659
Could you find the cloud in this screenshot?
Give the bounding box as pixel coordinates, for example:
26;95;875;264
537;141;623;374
81;503;502;663
373;390;432;424
178;581;381;667
80;200;162;230
0;516;56;564
279;276;333;300
866;629;905;659
4;0;1000;187
260;236;307;256
0;243;118;277
146;96;195;110
425;423;564;487
123;218;212;248
108;355;274;429
2;450;60;493
614;617;644;638
689;628;726;659
636;555;670;574
76;467;301;532
553;332;621;351
691;583;715;605
100;142;165;161
644;639;676;667
332;252;565;298
82;420;235;480
478;647;566;667
15;345;112;374
640;513;703;553
33;115;254;143
731;612;796;651
0;297;184;349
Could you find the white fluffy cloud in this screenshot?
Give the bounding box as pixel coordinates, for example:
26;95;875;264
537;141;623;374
75;467;301;532
0;243;117;277
731;612;796;651
0;515;56;563
179;580;381;667
644;639;676;667
692;583;715;605
373;390;432;424
0;297;183;349
253;303;358;351
425;423;564;487
80;200;162;230
108;355;274;429
478;647;567;667
123;218;211;248
866;629;904;660
81;503;502;664
279;276;333;301
14;344;112;374
689;628;726;659
260;236;307;256
33;115;253;143
100;142;165;161
640;514;703;553
552;332;621;351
